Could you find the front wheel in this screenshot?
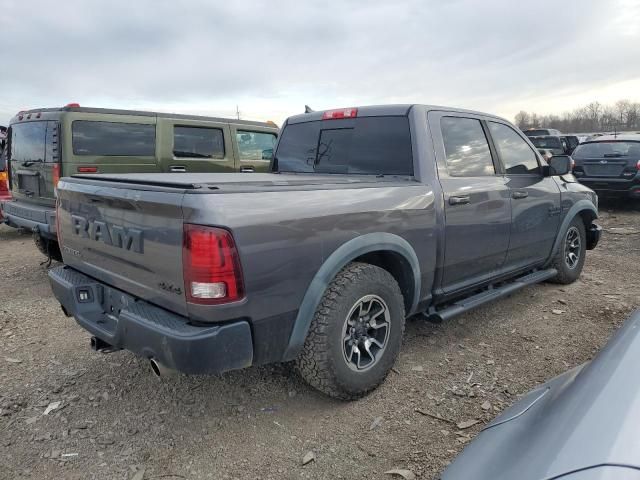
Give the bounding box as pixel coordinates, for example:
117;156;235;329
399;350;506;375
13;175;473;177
296;262;405;400
549;217;586;284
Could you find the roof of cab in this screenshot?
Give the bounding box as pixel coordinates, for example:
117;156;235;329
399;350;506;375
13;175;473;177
285;104;510;125
583;134;640;143
11;106;277;128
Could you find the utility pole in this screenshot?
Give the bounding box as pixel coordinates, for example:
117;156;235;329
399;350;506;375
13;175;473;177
236;105;240;120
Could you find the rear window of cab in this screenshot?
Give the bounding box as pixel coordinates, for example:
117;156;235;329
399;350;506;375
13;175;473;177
275;116;413;175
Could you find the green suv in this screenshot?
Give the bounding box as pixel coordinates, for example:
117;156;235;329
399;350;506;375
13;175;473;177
0;104;278;260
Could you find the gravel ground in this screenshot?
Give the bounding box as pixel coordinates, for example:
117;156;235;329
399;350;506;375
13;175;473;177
1;199;639;480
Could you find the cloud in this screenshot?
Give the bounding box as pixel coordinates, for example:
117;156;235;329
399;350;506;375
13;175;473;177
0;0;639;125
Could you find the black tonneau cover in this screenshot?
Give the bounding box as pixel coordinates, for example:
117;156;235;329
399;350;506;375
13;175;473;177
67;172;415;193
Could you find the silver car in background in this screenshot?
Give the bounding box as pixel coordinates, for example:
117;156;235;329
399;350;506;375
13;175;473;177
441;310;640;480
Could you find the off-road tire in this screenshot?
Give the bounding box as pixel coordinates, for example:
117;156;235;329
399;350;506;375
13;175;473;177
296;262;405;400
549;216;586;284
33;235;63;263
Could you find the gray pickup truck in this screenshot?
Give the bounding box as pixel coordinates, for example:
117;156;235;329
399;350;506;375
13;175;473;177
49;105;601;399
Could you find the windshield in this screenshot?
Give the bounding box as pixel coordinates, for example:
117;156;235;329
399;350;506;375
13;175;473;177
531;137;563;149
10;122;48;162
573;141;640;159
275;116;413;175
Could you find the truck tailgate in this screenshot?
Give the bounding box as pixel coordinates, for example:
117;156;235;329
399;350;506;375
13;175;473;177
57;179;188;316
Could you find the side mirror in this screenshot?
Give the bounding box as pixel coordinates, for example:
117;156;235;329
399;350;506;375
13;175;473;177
548;155;572;176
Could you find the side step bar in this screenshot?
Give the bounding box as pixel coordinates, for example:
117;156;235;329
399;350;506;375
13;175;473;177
428;269;557;322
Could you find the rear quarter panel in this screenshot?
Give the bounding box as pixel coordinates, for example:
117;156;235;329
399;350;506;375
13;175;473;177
181;182;438;324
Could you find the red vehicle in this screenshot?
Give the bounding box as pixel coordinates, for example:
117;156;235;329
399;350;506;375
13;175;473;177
0;126;10;219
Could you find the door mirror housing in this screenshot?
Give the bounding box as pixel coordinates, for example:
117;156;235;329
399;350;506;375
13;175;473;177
547;155;572;176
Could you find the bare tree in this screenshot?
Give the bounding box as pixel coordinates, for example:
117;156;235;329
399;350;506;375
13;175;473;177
614;100;630;125
514;111;530;129
514;99;640;133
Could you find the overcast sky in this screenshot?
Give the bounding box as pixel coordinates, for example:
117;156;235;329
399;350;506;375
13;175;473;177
1;0;639;126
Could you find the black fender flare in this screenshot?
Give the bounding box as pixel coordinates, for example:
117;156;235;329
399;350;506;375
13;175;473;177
545;199;597;266
282;232;421;361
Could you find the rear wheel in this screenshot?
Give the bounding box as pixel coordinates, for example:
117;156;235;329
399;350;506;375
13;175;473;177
33;234;63;263
296;262;405;400
549;216;586;284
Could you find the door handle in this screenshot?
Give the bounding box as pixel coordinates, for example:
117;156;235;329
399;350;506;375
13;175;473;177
240;166;255;173
170;165;186;172
512;190;529;199
449;195;471;205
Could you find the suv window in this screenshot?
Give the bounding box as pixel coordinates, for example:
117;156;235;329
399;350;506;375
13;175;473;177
441;117;495;176
10;121;59;163
173;126;225;159
73;121;155;156
275;116;412;175
489;122;540;174
236;130;277;161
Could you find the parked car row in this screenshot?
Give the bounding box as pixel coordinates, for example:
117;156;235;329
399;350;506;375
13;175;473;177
523;127;640;198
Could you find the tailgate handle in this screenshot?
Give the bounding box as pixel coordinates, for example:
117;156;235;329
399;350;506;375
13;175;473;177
170;165;186;172
512;190;529;199
449;195;470;205
240;166;255;173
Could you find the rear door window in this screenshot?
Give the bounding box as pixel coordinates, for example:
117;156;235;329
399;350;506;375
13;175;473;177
488;122;540;174
72;121;155;156
440;117;495;176
236;130;277;161
173;126;225;159
275;116;413;175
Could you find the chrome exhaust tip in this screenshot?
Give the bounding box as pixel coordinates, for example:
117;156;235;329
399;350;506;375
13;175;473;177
149;358;178;378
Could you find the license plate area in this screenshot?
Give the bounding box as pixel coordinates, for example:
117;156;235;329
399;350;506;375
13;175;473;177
583;164;625;177
101;286;128;317
17;172;40;196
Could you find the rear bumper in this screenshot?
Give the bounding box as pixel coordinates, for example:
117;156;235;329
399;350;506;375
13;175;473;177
0;199;57;238
48;265;254;375
576;177;640;197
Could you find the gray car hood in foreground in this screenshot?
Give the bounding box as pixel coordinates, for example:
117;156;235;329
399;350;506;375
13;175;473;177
441;310;640;480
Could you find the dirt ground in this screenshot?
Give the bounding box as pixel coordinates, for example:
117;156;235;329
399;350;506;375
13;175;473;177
1;199;639;480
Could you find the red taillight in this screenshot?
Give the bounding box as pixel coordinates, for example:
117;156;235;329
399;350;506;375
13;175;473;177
55;197;62;245
322;108;358;120
52;163;61;188
182;224;244;305
0;171;10;196
77;166;98;173
636;160;640;171
65;103;80;108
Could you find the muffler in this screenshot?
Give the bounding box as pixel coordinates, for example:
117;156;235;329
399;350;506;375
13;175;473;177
149;358;179;378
